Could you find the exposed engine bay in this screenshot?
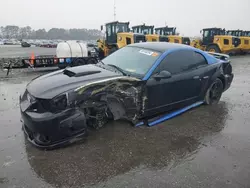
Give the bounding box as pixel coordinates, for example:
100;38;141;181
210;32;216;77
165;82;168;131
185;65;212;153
75;77;143;128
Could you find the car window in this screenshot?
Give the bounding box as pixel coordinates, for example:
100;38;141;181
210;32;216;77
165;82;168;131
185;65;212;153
159;50;207;74
102;46;162;78
193;52;207;67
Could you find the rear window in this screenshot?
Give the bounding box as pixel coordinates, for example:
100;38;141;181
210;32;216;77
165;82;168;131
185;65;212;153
102;46;162;78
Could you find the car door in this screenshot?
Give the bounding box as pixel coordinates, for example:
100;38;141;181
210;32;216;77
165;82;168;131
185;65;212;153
145;50;206;116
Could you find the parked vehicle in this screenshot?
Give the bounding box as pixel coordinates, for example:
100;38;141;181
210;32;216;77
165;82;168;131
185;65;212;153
20;42;233;149
21;41;31;47
191;28;241;54
40;41;57;48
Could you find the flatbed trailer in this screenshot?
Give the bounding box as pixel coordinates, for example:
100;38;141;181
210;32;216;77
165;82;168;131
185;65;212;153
0;55;99;76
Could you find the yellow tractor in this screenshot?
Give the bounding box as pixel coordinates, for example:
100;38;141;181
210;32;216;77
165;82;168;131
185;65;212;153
226;30;250;54
154;26;191;45
191;28;241;54
97;21;146;59
131;24;169;42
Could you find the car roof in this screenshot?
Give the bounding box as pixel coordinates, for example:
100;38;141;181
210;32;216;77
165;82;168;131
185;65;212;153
128;42;194;53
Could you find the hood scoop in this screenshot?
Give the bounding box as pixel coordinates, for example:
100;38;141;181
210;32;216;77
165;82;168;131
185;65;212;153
63;68;101;77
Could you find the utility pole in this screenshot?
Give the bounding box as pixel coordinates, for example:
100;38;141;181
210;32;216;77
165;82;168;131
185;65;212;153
114;0;116;21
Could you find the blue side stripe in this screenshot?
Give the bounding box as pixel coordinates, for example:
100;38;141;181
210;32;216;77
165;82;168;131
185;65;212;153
148;101;204;127
135;121;144;127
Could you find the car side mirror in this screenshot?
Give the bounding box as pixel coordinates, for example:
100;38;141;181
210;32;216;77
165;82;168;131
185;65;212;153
153;70;172;80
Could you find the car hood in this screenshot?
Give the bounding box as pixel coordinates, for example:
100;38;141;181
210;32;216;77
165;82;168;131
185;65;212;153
27;64;122;99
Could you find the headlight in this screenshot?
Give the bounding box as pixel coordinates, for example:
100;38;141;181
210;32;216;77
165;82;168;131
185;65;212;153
51;93;68;112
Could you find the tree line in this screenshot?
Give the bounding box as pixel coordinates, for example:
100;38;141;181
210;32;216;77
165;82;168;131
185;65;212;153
0;25;103;40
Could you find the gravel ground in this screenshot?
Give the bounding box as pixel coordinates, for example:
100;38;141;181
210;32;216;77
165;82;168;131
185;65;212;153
0;55;250;188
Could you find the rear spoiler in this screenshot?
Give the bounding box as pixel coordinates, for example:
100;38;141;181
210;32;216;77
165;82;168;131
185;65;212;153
207;52;230;62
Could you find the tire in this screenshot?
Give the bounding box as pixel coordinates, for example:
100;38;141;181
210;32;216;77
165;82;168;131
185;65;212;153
108;47;118;56
72;58;86;67
206;45;221;53
204;78;224;105
58;64;67;69
98;48;105;60
87;57;98;64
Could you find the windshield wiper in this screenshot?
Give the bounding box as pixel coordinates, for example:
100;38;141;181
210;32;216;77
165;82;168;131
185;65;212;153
107;64;127;76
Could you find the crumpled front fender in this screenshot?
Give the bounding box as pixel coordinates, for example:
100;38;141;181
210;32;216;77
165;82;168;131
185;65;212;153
74;76;144;124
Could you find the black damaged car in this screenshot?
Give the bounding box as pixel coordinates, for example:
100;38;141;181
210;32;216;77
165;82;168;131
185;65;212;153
20;42;234;149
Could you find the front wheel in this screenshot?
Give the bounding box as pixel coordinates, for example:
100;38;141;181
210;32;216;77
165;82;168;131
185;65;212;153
204;78;224;105
206;45;221;53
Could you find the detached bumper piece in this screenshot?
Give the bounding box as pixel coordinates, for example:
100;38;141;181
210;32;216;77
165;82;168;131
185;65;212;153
21;109;88;150
135;101;204;127
20;91;88;150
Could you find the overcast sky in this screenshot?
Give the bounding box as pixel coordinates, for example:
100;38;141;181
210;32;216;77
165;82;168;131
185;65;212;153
0;0;249;36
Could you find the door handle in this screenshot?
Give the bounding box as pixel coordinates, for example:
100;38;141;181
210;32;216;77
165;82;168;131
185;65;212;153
193;76;200;79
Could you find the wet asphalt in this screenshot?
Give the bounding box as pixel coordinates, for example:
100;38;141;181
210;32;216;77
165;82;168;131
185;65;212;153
0;56;250;188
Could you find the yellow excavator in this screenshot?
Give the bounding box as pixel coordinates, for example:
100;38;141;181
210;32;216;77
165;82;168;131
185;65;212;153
154;26;191;45
97;21;146;59
131;24;169;42
191;28;241;54
226;29;250;54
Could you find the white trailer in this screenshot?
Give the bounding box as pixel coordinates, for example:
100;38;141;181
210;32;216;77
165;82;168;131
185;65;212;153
56;41;98;69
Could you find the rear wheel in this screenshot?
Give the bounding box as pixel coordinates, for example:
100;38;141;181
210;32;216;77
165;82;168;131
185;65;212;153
204;78;224;105
206;45;221;53
72;58;86;67
87;57;98;64
58;64;67;69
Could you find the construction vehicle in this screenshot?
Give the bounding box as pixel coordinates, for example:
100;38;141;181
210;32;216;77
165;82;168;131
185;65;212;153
226;30;250;54
191;28;241;54
97;21;146;59
131;24;168;42
154;26;191;45
243;31;250;37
